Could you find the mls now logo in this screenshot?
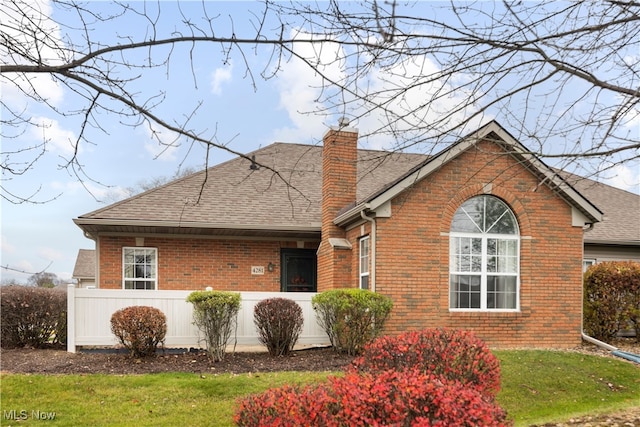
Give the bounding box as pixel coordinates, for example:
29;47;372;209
4;409;56;421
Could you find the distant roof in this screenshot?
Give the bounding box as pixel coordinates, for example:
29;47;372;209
72;249;95;279
74;131;639;246
558;171;640;246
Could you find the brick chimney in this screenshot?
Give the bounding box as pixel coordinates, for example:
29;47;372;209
317;120;358;291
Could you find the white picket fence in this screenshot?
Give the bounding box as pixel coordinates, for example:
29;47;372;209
66;285;330;353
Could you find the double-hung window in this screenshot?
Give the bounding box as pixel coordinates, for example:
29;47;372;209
123;247;157;290
449;195;519;310
359;236;370;290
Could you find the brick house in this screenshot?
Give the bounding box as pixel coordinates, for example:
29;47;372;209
75;121;640;347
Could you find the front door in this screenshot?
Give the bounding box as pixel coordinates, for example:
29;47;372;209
280;249;317;292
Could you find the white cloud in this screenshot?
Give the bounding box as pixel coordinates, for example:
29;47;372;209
29;116;77;154
37;246;65;262
142;125;180;161
600;163;640;195
0;73;64;108
1;235;17;255
0;0;66;107
267;31;345;143
268;29;488;150
50;180;128;202
211;63;233;95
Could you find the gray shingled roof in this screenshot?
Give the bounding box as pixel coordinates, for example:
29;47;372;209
74;143;426;238
75;142;639;245
559;172;640;245
72;249;96;279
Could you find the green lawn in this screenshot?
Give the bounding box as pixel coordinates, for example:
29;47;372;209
1;351;638;426
496;350;640;425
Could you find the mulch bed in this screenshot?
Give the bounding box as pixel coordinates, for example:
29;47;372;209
0;346;354;375
1;338;637;376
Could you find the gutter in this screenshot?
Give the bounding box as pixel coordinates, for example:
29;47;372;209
583;239;640;246
334;202;368;226
361;208;376;292
73;218;321;232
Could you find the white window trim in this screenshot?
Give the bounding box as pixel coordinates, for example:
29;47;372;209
583;259;596;272
449;233;520;312
122;247;158;290
359;236;370;290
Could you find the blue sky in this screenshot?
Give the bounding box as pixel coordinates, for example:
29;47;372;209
1;1;639;284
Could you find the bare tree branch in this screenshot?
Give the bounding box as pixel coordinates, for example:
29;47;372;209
2;0;639;203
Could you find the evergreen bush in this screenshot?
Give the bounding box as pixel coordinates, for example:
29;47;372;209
187;290;241;361
312;288;392;355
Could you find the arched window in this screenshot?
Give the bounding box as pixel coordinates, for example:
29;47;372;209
449;195;519;310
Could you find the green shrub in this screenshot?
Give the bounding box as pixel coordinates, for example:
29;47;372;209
187;291;241;361
584;261;640;341
618;263;640;341
254;298;303;356
0;285;67;349
349;328;502;396
110;306;167;358
312;288;392;355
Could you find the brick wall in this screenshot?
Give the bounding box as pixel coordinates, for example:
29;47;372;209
347;140;585;348
317;125;358;291
97;237;318;291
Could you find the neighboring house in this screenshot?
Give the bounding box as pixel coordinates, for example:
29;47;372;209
71;249;96;288
74;121;639;348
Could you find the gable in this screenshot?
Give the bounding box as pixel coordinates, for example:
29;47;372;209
335;121;603;227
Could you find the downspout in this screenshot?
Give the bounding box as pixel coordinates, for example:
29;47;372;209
581;332;640;364
581;332;617;352
361;208;376;292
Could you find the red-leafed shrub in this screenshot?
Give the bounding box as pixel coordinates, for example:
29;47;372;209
234;383;326;427
584;261;640;341
110;306;167;358
349;328;501;396
0;285;67;349
254;298;303;356
235;370;510;427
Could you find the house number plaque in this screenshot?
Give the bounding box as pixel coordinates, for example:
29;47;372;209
251;266;265;275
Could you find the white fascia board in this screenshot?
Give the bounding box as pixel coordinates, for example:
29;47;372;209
368;126;492;211
73;218;321;232
495;139;603;223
